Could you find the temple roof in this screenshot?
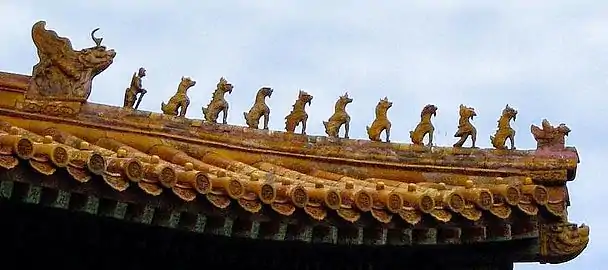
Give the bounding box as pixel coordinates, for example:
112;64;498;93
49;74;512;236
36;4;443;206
0;21;589;265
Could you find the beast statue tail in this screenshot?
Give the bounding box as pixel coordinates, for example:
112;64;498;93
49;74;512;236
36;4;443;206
202;106;208;117
243;112;249;126
490;135;497;148
409;130;414;139
323;121;329;134
123;89;130;107
160;102;167;113
284;115;294;132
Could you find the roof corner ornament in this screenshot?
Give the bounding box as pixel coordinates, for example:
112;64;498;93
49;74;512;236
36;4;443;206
366;97;393;142
323;92;353;139
490;104;518;150
539;222;590;264
244;87;273;129
285;90;313;135
453;104;478;148
160;76;196;117
410;104;438;147
202;77;233;124
123;67;147;109
27;21;116;103
531;119;571;151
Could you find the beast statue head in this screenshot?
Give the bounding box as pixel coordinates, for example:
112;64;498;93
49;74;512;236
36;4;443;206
178;77;196;92
421;104;438;117
458;104;477;119
556;123;571;136
217;77;233;95
27;21;116;102
298;90;313;105
377;97;393;111
502;104;518;121
259;87;273;98
531;119;571;150
336;92;353;108
138;67;147;78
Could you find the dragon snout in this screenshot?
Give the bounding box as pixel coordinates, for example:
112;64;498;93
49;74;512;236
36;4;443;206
108;49;116;57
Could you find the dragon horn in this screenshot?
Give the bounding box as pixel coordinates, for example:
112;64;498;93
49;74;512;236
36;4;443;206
91;28;102;47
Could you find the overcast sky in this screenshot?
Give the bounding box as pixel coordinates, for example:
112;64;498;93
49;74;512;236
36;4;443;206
1;1;606;268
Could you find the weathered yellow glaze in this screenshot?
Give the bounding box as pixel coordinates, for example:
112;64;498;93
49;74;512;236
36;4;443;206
0;20;589;264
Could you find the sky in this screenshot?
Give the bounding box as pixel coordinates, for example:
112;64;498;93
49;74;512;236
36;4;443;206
0;1;606;268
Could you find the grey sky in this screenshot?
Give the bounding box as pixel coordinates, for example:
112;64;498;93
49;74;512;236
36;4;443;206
1;1;606;268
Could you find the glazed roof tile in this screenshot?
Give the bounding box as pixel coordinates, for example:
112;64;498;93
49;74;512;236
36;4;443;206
0;115;567;225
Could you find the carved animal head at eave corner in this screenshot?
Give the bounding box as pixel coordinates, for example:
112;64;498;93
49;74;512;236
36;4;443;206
216;77;234;94
540;223;590;264
421;104;438;117
297;90;313;105
458;104;477;119
502;104;518;121
27;21;116;101
179;76;196;91
555;223;590;242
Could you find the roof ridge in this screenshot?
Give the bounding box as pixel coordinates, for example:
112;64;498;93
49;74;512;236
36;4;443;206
0;21;575;154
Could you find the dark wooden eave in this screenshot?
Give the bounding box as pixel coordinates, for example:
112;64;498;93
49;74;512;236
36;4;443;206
0;164;540;251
